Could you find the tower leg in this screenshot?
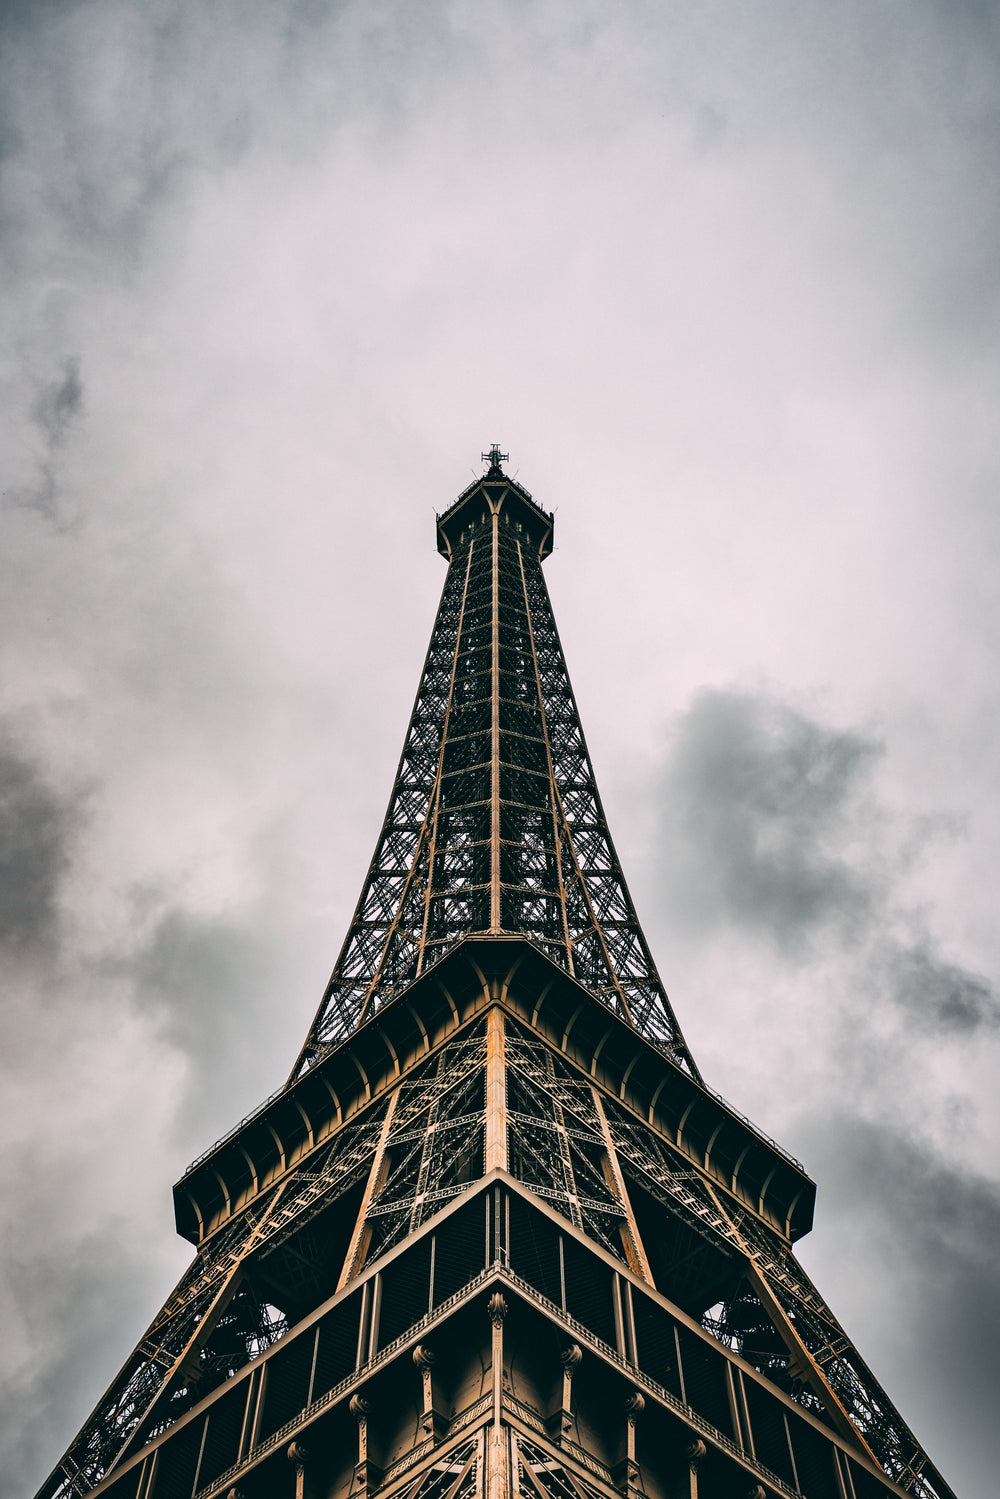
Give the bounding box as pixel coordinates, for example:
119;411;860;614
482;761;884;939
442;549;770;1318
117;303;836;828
487;1424;510;1499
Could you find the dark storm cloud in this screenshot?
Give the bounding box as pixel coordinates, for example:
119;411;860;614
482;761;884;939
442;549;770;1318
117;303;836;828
0;729;80;947
874;937;1000;1034
658;688;999;1036
659;689;883;945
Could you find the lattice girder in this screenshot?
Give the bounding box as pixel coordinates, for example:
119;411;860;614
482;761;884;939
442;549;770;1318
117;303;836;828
289;474;698;1078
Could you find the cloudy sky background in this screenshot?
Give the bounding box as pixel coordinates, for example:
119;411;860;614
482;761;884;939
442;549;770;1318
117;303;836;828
1;2;998;1495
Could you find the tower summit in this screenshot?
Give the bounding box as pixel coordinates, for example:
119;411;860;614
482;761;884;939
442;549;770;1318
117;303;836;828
38;453;955;1499
289;445;694;1081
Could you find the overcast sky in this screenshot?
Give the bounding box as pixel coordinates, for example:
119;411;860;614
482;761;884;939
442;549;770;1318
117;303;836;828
1;3;998;1496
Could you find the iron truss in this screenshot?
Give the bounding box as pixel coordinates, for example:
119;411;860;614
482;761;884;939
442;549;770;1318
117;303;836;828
41;1105;390;1495
507;1031;952;1499
42;1010;952;1499
289;466;699;1079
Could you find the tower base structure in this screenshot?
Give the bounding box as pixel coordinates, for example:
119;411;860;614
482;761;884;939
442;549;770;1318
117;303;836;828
72;939;939;1499
83;1177;918;1499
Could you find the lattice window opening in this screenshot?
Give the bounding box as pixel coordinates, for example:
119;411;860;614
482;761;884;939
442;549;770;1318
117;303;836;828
420;1124;485;1202
508;1134;576;1221
509;1134;587;1206
588;887;632;926
505;852;560;888
506;1092;589;1154
365;1127;486;1258
396;1024;487;1088
506;1160;623;1259
436;812;481;847
405;1436;481;1499
360;888;410;926
499;737;550;775
451;671;491;705
401;1109;488;1199
435;791;489;826
503;898;564;941
379;823;424;854
440;776;491;812
516;1437;608;1499
448;709;491;742
504;1065;596;1136
506;1038;602;1125
500;702;543;736
441;741;488;778
432;859;480;891
567;1136;624;1207
514;826;558;862
435;843;489;880
381;1105;486;1186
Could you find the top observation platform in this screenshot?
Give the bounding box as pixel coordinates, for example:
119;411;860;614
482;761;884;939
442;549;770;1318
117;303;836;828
437;444;554;562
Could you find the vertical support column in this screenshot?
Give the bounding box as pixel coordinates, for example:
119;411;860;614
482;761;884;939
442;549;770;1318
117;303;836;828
485;1006;508;1173
515;540;575;976
134;1451;158;1499
237;1362;267;1460
408;1085;444;1235
337;1092;399;1290
489;1293;507;1423
591;1088;654;1285
548;1343;581;1442
614;1391;644;1499
490;509;502;933
413;1344;447;1441
683;1438;706;1499
350;1394;382;1497
286;1441;312;1499
417;539;476;977
487;1294;510;1499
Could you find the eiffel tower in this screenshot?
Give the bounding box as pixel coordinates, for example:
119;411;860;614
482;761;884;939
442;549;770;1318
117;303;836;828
38;448;956;1499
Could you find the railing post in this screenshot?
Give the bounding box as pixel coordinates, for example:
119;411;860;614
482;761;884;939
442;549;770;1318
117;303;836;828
414;1343;448;1442
613;1390;644;1499
350;1393;382;1497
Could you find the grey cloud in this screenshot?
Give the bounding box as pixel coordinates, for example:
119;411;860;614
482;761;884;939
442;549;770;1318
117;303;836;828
0;1229;173;1499
9;357;84;520
658;688;999;1037
798;1115;1000;1488
0;732;80;947
32;357;83;449
874;938;999;1034
659;689;883;947
127;907;301;1153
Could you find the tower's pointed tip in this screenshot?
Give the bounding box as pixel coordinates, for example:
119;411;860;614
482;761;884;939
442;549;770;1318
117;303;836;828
482;443;509;477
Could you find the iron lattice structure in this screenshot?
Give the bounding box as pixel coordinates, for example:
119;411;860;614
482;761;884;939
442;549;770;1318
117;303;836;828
36;451;957;1499
289;449;699;1080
